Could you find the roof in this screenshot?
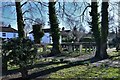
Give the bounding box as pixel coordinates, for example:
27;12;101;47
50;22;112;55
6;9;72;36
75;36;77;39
43;28;51;33
0;26;18;33
61;30;71;32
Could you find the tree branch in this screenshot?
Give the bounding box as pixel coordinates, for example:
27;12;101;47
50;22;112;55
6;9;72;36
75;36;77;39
38;2;48;7
21;2;28;7
80;5;91;16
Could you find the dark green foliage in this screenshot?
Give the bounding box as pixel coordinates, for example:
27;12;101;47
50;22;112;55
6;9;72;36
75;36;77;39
32;24;44;44
2;38;37;67
49;2;61;55
2;38;37;78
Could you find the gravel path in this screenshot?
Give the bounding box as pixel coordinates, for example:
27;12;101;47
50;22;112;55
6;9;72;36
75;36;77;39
63;48;120;68
64;53;94;62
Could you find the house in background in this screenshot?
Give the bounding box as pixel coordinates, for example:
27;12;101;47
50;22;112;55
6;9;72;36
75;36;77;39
29;28;63;44
0;25;18;40
29;27;86;44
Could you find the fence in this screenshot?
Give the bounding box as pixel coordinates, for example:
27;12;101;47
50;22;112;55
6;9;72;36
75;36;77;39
35;42;96;53
61;42;96;53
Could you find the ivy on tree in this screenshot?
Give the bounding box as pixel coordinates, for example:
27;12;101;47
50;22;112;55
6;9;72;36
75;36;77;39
32;24;44;44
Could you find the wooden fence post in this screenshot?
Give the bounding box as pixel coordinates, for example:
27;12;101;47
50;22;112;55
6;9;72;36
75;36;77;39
79;44;82;53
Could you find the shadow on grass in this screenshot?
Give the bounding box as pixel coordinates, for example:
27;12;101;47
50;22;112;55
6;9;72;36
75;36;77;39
109;54;120;59
3;61;69;76
9;57;103;80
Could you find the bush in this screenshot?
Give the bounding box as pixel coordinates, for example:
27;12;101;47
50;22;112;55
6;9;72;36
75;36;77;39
2;38;37;78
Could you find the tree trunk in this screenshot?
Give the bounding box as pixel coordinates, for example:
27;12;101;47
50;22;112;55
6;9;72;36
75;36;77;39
2;54;7;75
15;1;25;38
32;24;43;44
101;0;109;59
91;0;101;58
48;1;61;55
20;66;28;79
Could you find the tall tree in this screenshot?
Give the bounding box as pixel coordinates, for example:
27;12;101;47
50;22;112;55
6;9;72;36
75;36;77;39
48;0;61;55
15;1;25;38
101;0;109;59
90;0;101;58
90;0;109;59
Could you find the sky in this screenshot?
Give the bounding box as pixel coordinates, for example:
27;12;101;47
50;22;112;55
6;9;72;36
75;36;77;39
1;0;120;33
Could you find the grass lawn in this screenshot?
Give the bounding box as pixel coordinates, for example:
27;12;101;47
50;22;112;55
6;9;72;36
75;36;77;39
6;60;120;79
109;51;120;61
4;48;120;79
48;65;120;78
47;51;120;78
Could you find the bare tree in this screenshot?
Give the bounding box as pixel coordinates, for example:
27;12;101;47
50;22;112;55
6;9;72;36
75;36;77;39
56;2;89;31
2;1;47;36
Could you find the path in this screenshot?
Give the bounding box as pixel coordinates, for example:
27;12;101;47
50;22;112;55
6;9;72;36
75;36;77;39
63;48;120;68
42;48;120;67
